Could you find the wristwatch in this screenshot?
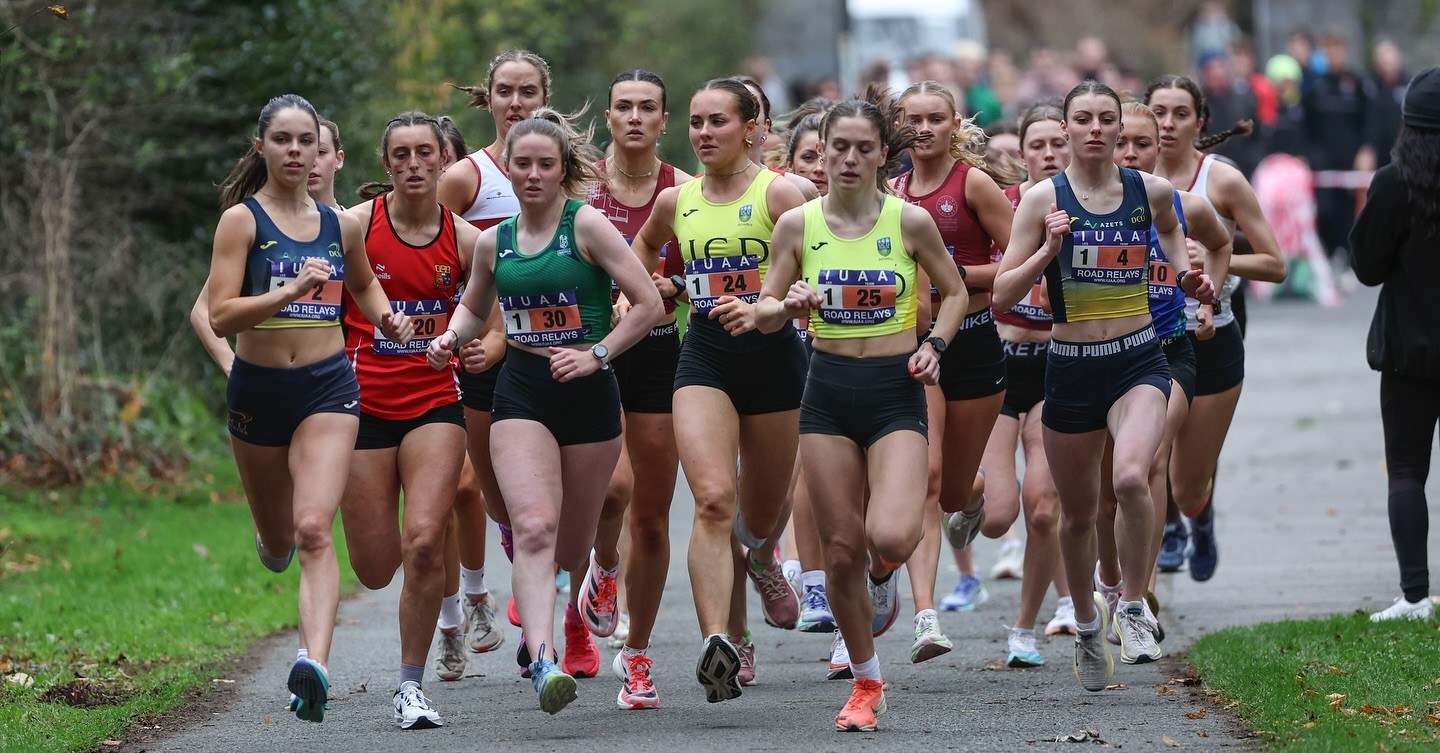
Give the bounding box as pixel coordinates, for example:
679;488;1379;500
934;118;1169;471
590;343;611;370
668;274;687;299
923;336;948;355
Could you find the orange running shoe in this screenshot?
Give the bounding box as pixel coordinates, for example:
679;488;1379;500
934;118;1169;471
561;604;601;678
835;678;886;732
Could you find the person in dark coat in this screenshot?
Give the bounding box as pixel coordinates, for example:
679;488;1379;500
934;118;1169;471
1351;66;1440;622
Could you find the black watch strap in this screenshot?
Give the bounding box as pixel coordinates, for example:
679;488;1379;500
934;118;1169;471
924;336;948;354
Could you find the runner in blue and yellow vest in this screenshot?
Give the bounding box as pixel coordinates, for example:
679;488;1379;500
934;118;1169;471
754;92;967;732
993;81;1215;693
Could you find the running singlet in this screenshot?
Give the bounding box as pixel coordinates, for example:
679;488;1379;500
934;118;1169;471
894;160;992;296
1183;154;1238;330
801;196;916;340
241;197;345;329
589;160;677;314
1147;191;1190;342
1046;168;1151;323
458;149;521;230
672;168;779;317
993;183;1051;330
344;196;462;420
493;199;612;347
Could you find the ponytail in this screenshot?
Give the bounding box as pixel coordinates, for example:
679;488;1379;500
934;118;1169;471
218;147;267;210
356;181;392;201
506;106;605;199
1195;119;1254;151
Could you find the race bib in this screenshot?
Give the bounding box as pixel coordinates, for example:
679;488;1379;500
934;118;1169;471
269;260;343;321
1069;229;1147;285
374;299;448;355
1011;280;1050;321
499;289;585;346
816;268;899;326
685;255;760;314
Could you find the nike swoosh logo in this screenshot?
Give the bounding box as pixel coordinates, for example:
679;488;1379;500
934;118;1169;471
344;400;358;409
810;242;828;251
682;209;699;217
259;241;278;250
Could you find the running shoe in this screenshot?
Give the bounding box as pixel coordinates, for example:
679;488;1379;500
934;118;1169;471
940;574;988;612
579;550;621;637
499;523;514;562
798;583;837;633
392;682;443;729
507;595;521;628
835;678;887;732
943;508;986;551
1045;596;1078;636
1147;591;1166;643
607;612;631;649
1187;517;1219;582
515;633;533;679
695;634;742;703
432;627;467;682
910;609;953;663
783;560;803;596
614;650;659;710
1115;600;1162;665
255;532;295;574
1073;593;1113;692
989;539;1024;580
868;570;901;637
561;604;600;678
463;592;504;653
1093;564;1123;645
827;633;853;680
1157;523;1188;572
529;645;577;715
732;632;757;686
286;657;329;723
1006;626;1044;668
555;569;571;593
746;548;799;630
1370;596;1435;622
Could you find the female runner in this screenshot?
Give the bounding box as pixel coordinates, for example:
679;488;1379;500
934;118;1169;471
208;94;412;721
632;78;808;703
893;80;1015;661
1146;75;1286;581
427;109;663;714
1092;102;1232;641
754;89;966;731
977;101;1076;668
440;50;552;641
338;112;481;729
579;69;695;709
993;81;1213;689
191;118;346;376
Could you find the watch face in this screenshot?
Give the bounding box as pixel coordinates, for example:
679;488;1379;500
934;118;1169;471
593;344;609;359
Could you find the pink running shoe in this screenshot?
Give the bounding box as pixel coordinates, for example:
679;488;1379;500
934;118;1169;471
579;550;620;637
561;604;600;679
745;548;799;630
615;651;660;710
730;632;757;686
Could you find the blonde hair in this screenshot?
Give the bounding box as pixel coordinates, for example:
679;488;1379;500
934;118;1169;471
897;80;987;171
505;106;605;199
1120;101;1159;139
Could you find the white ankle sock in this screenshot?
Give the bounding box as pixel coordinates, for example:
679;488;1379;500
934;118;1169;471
849;654;881;681
438;590;464;631
461;566;486;599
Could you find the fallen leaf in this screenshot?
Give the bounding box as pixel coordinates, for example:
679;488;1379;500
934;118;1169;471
983;660;1004;671
4;672;34;687
1303;721;1317;729
100;742;121;748
1157;685;1176;696
1184;709;1208;720
211;678;234;684
263;718;274;726
1162;736;1180;747
1196;731;1208;738
47;5;69;21
1105;683;1129;691
1055;728;1104;743
1327;665;1347;675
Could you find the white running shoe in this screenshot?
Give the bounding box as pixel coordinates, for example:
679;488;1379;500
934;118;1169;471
868;570;901;637
1093;563;1123;646
1046;596;1078;636
943;509;986;551
1370;596;1434;622
1114;600;1161;665
1006;626;1044;668
910;609;953;663
989;539;1024;580
1073;593;1113;692
579;550;621;637
827;633;852;680
463;592;504;653
433;627;467;682
392;683;443;729
607;611;631;649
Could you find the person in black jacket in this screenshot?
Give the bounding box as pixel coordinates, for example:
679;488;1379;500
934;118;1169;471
1351;66;1440;622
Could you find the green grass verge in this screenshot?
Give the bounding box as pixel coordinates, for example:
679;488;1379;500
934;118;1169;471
0;456;354;753
1188;611;1440;752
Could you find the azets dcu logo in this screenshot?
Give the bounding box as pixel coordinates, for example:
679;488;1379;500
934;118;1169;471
877;237;892;256
738;204;753;222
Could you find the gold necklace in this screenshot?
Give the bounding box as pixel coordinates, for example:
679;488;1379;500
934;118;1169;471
709;162;755;179
612;159;658;180
259;191;313;209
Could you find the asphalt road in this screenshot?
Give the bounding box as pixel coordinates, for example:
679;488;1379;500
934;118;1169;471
131;286;1417;752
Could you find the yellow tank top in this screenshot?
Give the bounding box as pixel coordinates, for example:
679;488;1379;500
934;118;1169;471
801;195;917;340
673;169;779;316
